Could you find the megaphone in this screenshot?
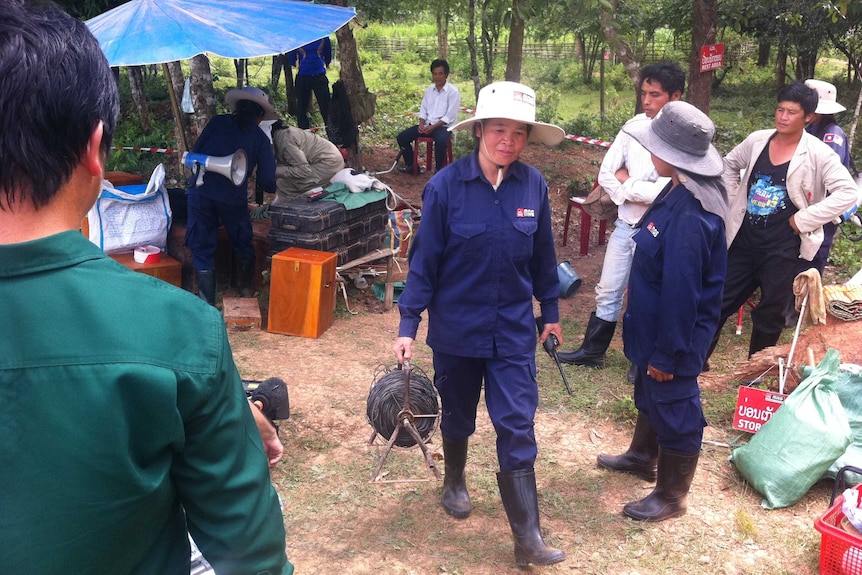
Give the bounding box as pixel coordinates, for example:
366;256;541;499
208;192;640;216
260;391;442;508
183;149;248;187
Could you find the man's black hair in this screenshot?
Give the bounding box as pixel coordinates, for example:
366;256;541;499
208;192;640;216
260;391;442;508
430;59;450;75
778;82;819;116
639;61;686;97
0;0;119;210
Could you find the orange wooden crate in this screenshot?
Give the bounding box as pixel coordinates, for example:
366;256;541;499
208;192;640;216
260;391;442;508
109;252;182;287
268;247;337;338
223;297;262;331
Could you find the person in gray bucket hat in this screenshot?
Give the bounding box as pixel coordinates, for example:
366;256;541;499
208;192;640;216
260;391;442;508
598;100;728;522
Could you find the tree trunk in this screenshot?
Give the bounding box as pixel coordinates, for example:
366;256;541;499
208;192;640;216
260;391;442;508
271;54;285;90
688;0;718;114
757;39;770;68
598;0;641;96
234;59;248;88
775;43;788;92
796;49;817;81
284;58;297;118
128;65;152;134
436;4;449;60
467;0;481;101
165;61;191;156
190;55;217;143
504;0;524;82
332;13;371;168
480;0;494;84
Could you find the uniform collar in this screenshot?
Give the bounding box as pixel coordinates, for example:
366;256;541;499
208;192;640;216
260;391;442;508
462;152;528;185
0;231;105;278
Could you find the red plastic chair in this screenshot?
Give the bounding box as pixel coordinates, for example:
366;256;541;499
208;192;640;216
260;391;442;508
413;136;454;175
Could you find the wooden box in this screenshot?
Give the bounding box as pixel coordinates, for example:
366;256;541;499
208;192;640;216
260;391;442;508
109;252;182;287
268;247;337;338
223;297;262;331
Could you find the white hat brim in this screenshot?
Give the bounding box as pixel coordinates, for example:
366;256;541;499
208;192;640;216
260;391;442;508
815;100;846;115
449;117;565;146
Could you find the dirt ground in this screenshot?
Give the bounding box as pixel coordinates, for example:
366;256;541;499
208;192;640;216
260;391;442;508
228;142;862;575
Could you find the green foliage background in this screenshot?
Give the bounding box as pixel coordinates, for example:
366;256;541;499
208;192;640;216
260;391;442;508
109;18;862;277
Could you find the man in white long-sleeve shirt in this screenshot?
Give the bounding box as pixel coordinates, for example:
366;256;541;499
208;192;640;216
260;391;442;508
558;62;685;382
396;59;461;173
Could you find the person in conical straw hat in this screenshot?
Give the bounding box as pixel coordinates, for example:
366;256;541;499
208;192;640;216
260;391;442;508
393;81;566;567
610;100;728;522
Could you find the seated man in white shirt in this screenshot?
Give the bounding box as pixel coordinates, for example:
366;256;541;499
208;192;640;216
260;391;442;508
396;59;461;173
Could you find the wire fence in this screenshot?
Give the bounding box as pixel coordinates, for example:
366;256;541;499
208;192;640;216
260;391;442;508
356;37;759;64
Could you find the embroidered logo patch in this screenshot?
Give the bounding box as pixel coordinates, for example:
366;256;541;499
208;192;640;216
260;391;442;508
516;208;535;218
824;132;844;146
646;222;659;237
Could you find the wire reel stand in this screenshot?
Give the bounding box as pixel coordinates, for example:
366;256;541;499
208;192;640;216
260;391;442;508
367;361;441;483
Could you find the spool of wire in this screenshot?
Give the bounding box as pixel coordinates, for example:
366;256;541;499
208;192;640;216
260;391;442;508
366;363;439;448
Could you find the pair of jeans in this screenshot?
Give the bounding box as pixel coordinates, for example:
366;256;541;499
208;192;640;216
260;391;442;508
594;218;638;322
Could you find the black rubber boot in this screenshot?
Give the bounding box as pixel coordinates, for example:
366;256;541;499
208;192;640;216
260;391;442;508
622;448;699;522
238;259;256;298
196;270;216;306
441;436;472;519
556;312;616;367
597;412;658;481
497;468;565;568
748;327;782;358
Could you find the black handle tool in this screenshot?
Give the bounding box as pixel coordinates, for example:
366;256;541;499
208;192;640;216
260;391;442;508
535;317;572;396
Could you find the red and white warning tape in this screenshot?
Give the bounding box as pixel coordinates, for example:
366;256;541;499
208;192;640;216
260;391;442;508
115;107;613;153
113;146;178;154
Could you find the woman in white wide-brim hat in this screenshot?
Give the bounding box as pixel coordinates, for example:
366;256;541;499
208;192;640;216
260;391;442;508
607;100;728;522
804;78;854;274
392;81;566;568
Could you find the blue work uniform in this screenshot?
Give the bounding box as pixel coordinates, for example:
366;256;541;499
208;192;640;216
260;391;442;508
806;121;853;274
623;182;727;453
185;114;276;271
397;152;559;471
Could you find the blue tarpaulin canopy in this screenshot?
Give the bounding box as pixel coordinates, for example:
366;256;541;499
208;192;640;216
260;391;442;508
86;0;356;67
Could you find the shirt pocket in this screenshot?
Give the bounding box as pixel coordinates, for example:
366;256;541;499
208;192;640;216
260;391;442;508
450;222;487;261
511;219;537;262
632;226;662;283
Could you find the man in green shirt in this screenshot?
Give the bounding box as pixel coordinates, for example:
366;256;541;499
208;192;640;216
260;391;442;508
0;3;293;574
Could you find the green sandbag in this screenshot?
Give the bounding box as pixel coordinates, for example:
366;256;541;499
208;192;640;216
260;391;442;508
731;349;852;509
826;364;862;483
